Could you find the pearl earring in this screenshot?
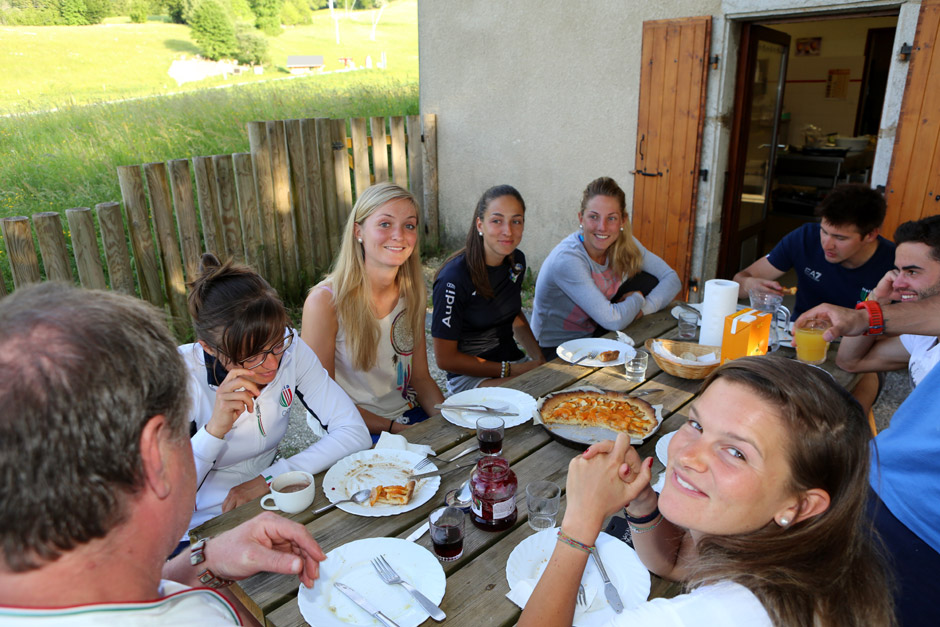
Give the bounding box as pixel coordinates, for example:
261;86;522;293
357;238;363;243
779;517;790;527
478;231;483;236
620;227;624;232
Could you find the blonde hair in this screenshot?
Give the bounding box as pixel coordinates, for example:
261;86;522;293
323;182;426;371
580;177;642;277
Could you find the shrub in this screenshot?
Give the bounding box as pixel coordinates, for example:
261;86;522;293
83;0;109;23
279;0;308;26
189;0;237;59
248;0;281;36
128;0;148;22
58;0;89;24
234;24;268;65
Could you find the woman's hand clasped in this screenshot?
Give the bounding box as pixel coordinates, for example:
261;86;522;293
562;434;654;542
205;368;261;439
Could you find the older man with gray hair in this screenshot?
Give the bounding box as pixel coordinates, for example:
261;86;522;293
0;283;326;625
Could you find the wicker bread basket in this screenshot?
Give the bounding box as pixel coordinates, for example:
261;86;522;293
645;338;721;380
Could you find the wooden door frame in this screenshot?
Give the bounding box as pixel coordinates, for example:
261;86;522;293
716;23;790;278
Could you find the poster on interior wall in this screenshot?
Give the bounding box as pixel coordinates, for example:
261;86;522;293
825;69;850;99
795;37;821;56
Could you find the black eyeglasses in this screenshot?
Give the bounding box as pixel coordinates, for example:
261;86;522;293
217;328;294;370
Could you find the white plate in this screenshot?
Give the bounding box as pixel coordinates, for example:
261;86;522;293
535;386;663;446
321;449;441;516
441;387;537;429
655;430;677;466
670;303;793;342
298;537;445;627
506;529;650;625
556;338;637;367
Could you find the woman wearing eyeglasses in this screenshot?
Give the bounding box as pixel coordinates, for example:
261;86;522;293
180;253;371;533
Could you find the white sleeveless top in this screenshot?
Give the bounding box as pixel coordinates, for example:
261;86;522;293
333;293;418;420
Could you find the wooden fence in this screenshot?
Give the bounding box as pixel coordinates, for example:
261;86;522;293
0;113;438;336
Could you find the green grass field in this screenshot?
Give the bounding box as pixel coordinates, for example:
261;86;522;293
1;1;418;112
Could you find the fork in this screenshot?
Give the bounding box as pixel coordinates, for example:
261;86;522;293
412;457;435;473
577;584;587;609
572;350;600;365
371;555;446;621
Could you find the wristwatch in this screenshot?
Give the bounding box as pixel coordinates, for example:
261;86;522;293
190;537;234;589
855;300;885;336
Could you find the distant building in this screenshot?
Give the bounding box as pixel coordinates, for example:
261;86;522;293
286;55;325;75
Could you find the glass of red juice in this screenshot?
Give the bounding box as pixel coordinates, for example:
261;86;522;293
429;506;465;561
476;416;505;456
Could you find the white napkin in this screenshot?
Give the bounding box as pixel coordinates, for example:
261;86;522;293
615;331;635;347
374;431;436;457
651;340;718;366
506;577;600;620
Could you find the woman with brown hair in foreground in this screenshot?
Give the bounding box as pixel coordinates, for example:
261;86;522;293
519;355;894;626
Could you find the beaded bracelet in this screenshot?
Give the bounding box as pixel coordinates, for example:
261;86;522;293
623;506;660;525
557;530;594;553
500;361;510;378
629;514;664;535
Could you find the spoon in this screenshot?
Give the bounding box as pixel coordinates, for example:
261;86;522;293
445;479;472;509
312;488;371;514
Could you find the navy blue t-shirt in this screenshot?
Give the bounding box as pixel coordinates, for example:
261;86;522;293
766;222;895;317
432;252;526;378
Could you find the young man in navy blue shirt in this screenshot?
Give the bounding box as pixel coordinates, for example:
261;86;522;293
733;184;895;318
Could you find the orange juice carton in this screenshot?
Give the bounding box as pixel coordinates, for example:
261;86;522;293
720;308;772;363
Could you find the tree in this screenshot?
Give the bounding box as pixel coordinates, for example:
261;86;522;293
189;0;237;60
248;0;281;36
83;0;109;23
234;24;269;65
58;0;89;24
128;0;148;22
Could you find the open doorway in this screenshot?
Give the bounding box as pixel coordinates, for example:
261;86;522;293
718;11;901;278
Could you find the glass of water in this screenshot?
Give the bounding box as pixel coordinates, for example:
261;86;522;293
526;481;561;530
624;350;649;383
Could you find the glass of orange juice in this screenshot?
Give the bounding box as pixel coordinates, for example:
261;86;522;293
794;320;831;365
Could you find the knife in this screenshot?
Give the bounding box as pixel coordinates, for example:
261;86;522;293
408;459;479;482
434;403;515;417
334;582;400;627
677;302;702;318
590;547;624;613
405;522;429;542
628;388;663;398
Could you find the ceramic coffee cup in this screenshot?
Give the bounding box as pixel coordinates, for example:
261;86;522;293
260;470;316;513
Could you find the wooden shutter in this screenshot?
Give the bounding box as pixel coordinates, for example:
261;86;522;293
631;17;711;296
884;0;940;236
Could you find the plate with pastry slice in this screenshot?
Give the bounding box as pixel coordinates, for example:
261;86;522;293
322;449;441;517
556;338;636;367
536;385;663;448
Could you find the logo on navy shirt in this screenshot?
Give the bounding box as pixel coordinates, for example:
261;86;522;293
804;267;822;282
441;282;456;328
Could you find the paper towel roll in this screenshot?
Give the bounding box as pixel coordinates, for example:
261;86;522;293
699;279;739;347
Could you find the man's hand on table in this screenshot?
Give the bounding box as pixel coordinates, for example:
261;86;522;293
209;512;327;588
222;475;270;512
795;303;870;342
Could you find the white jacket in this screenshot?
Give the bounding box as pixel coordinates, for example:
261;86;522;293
181;331;370;531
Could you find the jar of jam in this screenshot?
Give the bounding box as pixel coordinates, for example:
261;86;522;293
470;456;517;531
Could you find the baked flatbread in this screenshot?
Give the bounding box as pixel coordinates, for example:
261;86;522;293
369;481;416;506
541;391;657;438
598;350;620;362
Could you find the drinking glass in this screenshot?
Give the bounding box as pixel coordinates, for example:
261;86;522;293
748;289;791;352
624;350;649;383
794;319;831;365
429;506;465;561
526;480;561;530
476;416;505;456
677;311;698;340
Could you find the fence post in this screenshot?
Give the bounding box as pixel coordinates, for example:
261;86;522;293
168;158;202;281
389;116;408;190
350;117;371;198
192;156;223;257
247;121;283;290
65;208;107;290
301;118;328;270
117;165;164;308
96;201;136;296
316;118;339;258
406;115;424;217
143;162;189;333
233;152;263;271
32;211;74;283
422;113;440;251
286;119;315;279
212;154;245;264
331;119;354;231
0;216;40;288
370;116;389;183
268;120;299;297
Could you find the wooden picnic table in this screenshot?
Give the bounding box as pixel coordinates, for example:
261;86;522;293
191;307;855;626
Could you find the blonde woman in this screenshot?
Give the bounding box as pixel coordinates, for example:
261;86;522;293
302;183;444;437
531;176;680;358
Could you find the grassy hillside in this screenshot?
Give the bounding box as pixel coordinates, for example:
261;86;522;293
0;0;418;112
